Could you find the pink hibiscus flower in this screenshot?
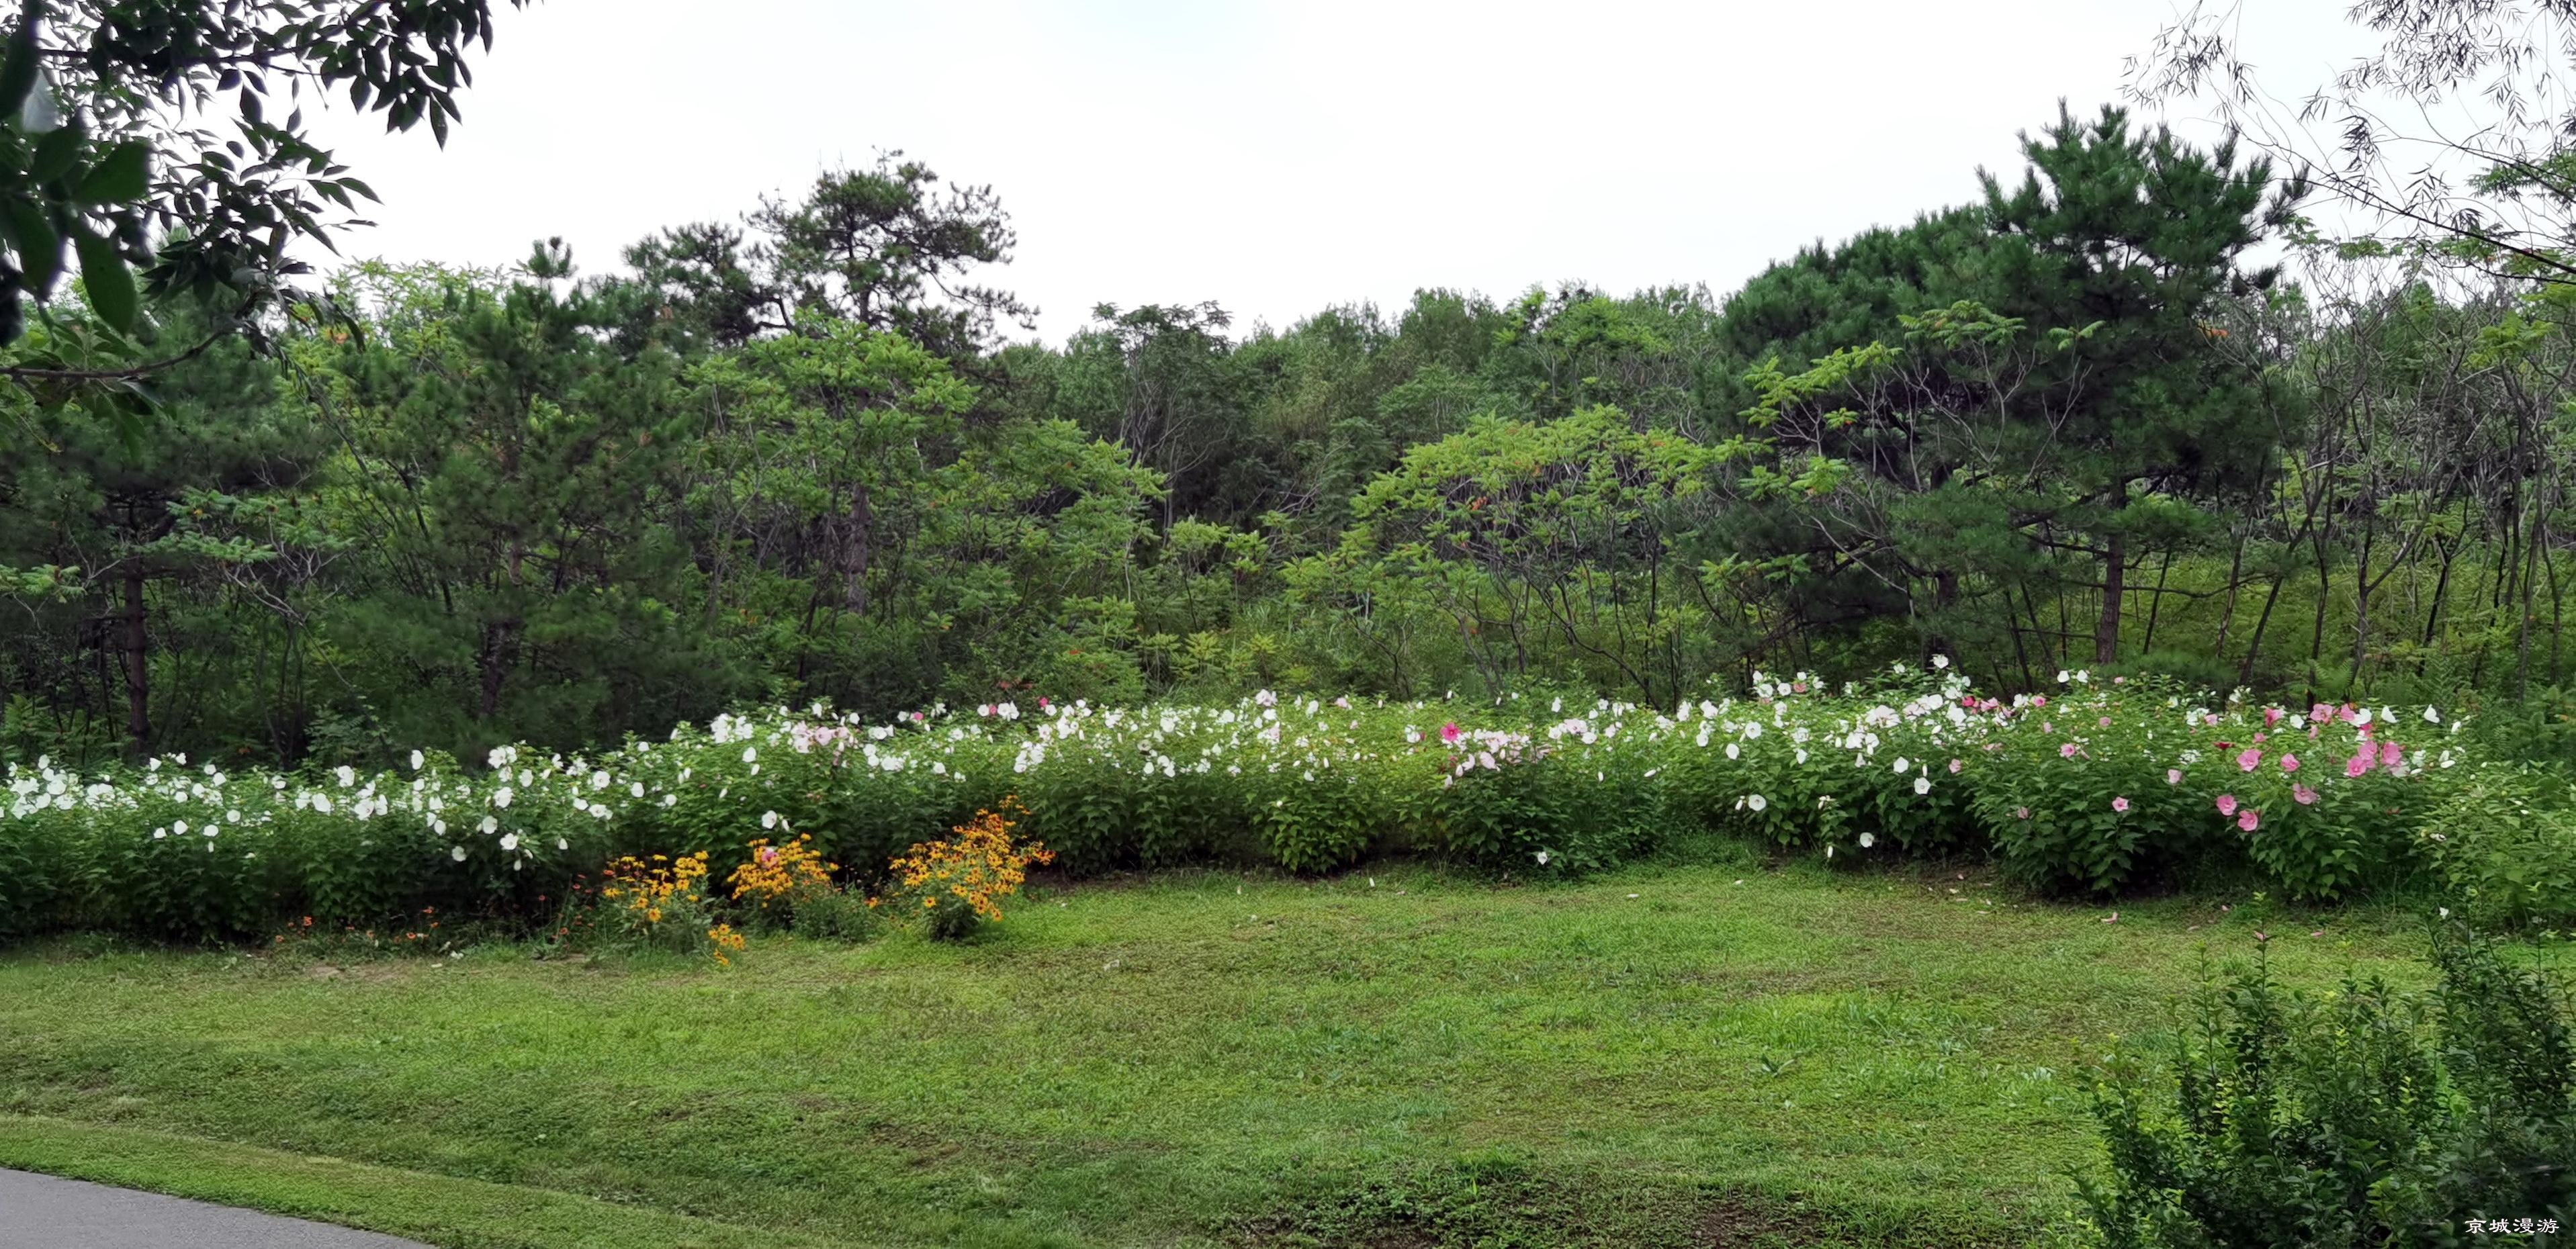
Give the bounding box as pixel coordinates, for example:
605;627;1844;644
1440;722;1462;745
2112;796;2131;813
2217;794;2239;816
2238;808;2260;831
2237;748;2262;772
2166;768;2182;784
2279;753;2300;773
2293;784;2318;806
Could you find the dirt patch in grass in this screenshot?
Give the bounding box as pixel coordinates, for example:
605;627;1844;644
1693;1193;1812;1247
1236;1167;1840;1249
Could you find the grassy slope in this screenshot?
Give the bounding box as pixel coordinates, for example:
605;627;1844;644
1;849;2555;1249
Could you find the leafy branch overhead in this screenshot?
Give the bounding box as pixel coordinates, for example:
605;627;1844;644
0;0;525;393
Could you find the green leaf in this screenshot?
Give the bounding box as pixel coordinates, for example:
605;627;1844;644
28;121;81;185
74;141;149;205
74;230;136;332
3;198;60;290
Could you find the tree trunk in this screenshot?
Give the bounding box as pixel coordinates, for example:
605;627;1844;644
478;618;518;721
2518;503;2545;696
2349;520;2376;694
2423;526;2458;653
2215;533;2246;655
1926;568;1961;661
2141;550;2175;655
120;564;150;756
2241;571;2286;688
843;483;874;614
2094;526;2124;666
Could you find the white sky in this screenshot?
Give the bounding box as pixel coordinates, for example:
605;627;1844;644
298;0;2376;343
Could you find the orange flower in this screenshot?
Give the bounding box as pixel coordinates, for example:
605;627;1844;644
887;798;1051;926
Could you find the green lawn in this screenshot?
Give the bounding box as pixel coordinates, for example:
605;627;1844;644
0;849;2550;1249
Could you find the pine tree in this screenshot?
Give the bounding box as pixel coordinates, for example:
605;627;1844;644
1978;103;2303;664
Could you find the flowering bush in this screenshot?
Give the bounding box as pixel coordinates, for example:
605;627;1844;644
887;799;1053;940
727;829;835;915
1963;678;2461;898
593;852;743;964
0;665;2516;941
726;825;878;941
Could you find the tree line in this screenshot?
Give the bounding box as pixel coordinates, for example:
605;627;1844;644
7;91;2576;764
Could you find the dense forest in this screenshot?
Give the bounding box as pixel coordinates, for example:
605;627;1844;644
7;4;2576;768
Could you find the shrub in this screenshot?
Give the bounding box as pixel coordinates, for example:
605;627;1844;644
887;799;1053;941
726;824;879;942
1972;686;2200;892
2422;767;2576;931
1249;768;1388;872
594;852;742;964
787;885;881;941
726;829;838;926
2078;927;2575;1248
0;806;62;939
0;669;2499;941
1967;683;2457;898
1425;725;1574;865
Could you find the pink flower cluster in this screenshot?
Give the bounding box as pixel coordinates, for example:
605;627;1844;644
2344;739;2403;778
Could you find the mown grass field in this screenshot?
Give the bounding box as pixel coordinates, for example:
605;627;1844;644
1;846;2557;1249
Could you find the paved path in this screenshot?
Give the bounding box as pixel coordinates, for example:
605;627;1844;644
0;1168;432;1248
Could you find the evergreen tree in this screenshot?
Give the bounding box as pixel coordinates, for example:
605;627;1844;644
1976;103;2303;663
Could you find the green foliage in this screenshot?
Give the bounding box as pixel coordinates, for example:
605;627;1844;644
785;882;879;943
2079;928;2575;1248
0;666;2510;943
2422;766;2576;931
13;99;2576;801
0;0;525;432
625;152;1030;360
1348;405;1722;707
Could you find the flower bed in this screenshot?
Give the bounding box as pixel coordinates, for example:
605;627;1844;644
0;667;2485;941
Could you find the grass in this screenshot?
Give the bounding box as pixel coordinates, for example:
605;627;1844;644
1;845;2563;1249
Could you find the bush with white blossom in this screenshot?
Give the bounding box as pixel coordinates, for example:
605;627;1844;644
0;664;2497;940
